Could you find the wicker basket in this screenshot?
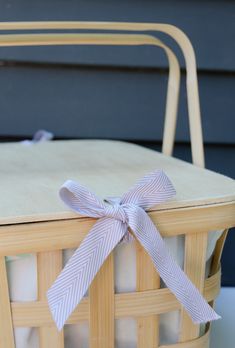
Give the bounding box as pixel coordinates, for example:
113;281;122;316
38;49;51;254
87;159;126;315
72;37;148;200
0;21;234;348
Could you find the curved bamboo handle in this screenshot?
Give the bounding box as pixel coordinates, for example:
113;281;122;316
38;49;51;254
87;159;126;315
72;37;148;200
0;21;203;166
0;31;181;159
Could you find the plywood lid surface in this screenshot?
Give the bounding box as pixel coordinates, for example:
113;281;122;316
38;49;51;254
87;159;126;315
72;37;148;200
0;140;234;225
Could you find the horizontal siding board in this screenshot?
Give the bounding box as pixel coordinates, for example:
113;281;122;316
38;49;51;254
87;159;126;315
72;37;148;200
198;72;235;144
0;0;234;71
0;64;234;144
0;64;168;140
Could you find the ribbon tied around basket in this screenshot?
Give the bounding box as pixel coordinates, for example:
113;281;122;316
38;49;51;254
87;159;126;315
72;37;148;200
47;170;220;330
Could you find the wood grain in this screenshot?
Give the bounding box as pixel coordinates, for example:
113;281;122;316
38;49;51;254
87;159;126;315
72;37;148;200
179;232;208;342
89;253;114;348
0;202;234;257
0;257;15;347
11;269;220;327
160;328;210;348
136;240;160;348
37;251;64;347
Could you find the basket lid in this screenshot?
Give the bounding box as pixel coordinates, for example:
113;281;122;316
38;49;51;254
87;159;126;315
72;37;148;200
0;139;234;225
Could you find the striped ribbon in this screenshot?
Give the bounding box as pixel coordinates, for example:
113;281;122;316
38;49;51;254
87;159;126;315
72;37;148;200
47;170;220;330
21;129;53;146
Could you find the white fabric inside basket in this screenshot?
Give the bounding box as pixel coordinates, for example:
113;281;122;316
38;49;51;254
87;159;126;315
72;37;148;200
6;231;222;348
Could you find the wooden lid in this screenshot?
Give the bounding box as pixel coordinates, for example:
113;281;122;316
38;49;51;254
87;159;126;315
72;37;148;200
0;139;234;225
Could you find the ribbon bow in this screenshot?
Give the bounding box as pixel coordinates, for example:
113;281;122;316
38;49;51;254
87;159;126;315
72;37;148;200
47;170;220;330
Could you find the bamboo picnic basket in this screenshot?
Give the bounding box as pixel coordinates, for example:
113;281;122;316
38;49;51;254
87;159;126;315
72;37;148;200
0;21;234;348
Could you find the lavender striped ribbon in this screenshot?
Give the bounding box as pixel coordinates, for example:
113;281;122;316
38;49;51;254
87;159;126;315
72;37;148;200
47;170;220;330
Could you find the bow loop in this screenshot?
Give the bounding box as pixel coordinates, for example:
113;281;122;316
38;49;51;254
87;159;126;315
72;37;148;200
121;169;176;209
60;180;106;218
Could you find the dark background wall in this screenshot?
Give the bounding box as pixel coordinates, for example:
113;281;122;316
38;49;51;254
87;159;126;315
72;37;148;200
0;0;234;285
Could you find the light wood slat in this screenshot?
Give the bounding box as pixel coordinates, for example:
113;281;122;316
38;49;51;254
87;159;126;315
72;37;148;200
11;269;220;327
179;232;208;342
210;229;228;275
37;251;64;347
0;201;234;257
0;256;15;348
0;219;91;256
0;33;172;48
89;253;114;348
160;328;210;348
209;229;228;332
136;241;160;348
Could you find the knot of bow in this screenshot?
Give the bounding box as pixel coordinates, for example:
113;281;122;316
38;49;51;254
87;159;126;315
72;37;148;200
103;203;128;223
47;170;220;330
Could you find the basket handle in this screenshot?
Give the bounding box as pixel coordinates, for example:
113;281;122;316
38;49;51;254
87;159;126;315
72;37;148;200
0;21;203;166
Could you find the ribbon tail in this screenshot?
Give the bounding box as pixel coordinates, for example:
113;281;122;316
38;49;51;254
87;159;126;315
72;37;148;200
47;218;126;330
127;206;220;324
